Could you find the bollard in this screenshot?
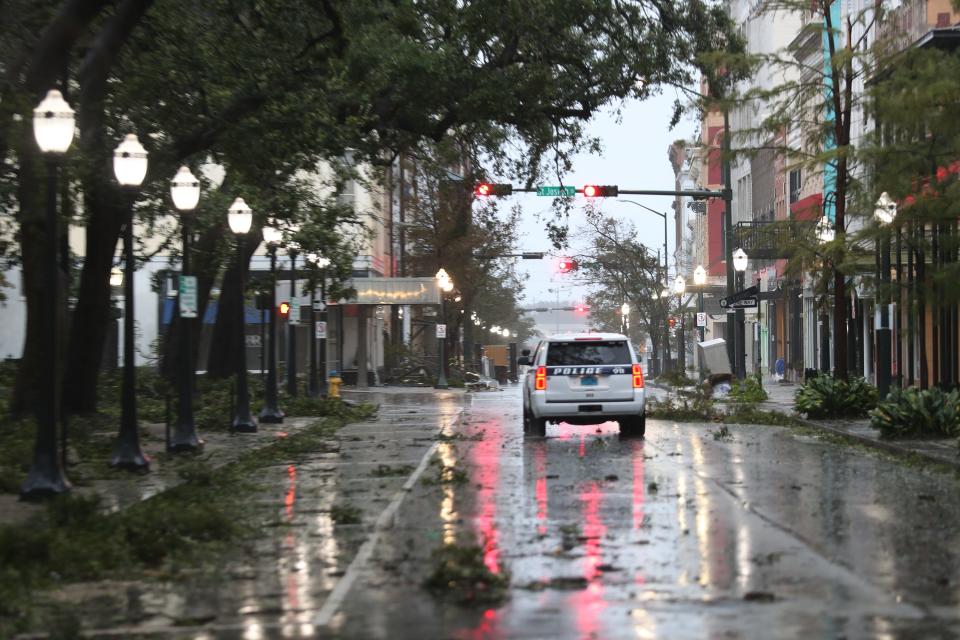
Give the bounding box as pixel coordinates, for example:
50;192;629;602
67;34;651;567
327;370;342;399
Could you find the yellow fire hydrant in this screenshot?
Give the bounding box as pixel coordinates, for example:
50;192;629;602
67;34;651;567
328;371;342;399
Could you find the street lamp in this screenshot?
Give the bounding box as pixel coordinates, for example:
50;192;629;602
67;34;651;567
874;192;897;398
285;226;301;397
621;302;630;333
694;265;707;380
228;198;257;432
21;90;75;499
435;268;452;389
673;275;686;295
816;211;835;374
169;165;202;451
110;133;150;470
732;248;749;380
305;252;331;397
259;223;285;422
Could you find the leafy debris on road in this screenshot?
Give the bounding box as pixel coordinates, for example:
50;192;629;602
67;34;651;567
424;544;510;605
743;591;776;603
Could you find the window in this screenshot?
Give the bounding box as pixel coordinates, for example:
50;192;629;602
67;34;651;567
546;341;631;366
789;169;802;204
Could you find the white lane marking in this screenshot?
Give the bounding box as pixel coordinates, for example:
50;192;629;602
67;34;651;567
313;431;447;627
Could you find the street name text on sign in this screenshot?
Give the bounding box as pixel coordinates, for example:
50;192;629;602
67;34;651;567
537;186;576;197
436;324;447;339
179;275;198;318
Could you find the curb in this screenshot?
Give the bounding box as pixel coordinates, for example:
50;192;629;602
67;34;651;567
797;417;960;472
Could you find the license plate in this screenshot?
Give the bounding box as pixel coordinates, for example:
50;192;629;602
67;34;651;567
580;375;598;386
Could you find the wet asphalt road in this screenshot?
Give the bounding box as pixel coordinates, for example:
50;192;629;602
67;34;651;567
326;385;960;640
50;385;960;639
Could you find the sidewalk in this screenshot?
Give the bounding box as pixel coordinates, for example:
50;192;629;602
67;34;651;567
0;416;321;528
658;374;960;472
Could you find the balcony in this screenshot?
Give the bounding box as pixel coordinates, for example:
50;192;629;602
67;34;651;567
734;220;814;260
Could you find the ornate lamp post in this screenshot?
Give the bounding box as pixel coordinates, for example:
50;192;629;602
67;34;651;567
816;214;836;374
674;275;686;374
875;192;897;398
305;253;331;396
435;268;453;389
169;166;202;450
228;198;257;432
21;90;75;499
110;134;150;470
694;265;707;380
732;248;749;380
285;228;301;397
259;223;284;422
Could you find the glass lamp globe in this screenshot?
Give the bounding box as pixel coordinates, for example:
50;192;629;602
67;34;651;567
673;275;686;295
732;248;749;272
874;192;897;225
171;166;201;211
442;280;454;292
110;267;123;287
33;89;75;154
113;134;149;187
621;302;630;316
694;265;707;286
435;268;449;282
227;197;253;234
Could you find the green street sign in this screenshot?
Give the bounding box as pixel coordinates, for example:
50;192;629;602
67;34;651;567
179;275;197;318
537;186;576;197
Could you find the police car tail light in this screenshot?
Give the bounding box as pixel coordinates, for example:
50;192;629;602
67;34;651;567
632;364;644;389
535;366;547;390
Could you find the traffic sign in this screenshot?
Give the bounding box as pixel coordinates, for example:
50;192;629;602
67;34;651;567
696;312;707;327
537;186;576;197
436;324;447;338
179;275;197;318
315;321;327;339
290;299;301;324
313;300;327;312
719;285;759;308
727;297;758;309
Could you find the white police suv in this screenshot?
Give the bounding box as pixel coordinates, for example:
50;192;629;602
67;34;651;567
519;333;646;437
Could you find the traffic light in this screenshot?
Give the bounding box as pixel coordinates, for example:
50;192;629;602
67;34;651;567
474;183;513;196
279;301;291;318
669;316;676;328
574;304;590;314
558;257;578;273
582;184;618;197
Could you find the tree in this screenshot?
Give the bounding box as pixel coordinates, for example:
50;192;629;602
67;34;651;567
1;0;739;418
577;212;676;373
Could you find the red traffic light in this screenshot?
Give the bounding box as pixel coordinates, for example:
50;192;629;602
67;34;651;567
669;316;676;328
474;183;513;196
574;304;590;314
279;301;291;318
558;257;578;273
583;184;618;197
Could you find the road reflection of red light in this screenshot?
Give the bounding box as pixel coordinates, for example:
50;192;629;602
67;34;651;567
455;608;501;640
285;465;297;521
579;434;586;458
572;481;607;638
632;440;645;530
535;444;548;536
276;431;288;438
472;420;502;574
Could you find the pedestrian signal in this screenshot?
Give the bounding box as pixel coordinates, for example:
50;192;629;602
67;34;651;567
279;301;291;318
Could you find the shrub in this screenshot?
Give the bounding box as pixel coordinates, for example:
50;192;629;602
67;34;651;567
794;376;877;419
728;374;768;404
647;387;716;422
870;387;960;440
655;369;696;388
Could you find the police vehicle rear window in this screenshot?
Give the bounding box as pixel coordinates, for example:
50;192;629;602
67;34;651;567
546;341;631;366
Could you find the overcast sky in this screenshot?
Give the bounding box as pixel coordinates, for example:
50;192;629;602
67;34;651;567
509;93;698;307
